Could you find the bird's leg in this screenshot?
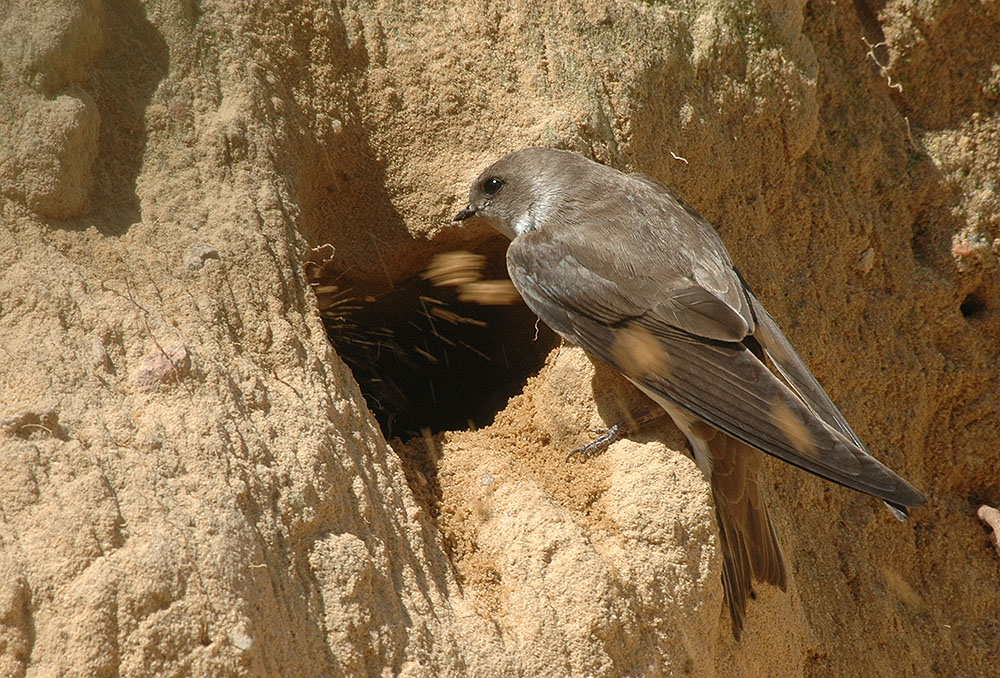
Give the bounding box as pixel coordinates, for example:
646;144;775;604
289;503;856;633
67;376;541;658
567;406;668;461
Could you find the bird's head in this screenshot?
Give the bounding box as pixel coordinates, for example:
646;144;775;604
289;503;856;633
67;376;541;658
453;147;584;239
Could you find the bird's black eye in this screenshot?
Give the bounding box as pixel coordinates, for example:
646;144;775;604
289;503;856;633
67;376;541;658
482;177;504;196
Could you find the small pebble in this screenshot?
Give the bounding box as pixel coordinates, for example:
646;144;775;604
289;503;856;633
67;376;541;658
856;247;875;274
184;243;220;271
134;344;191;392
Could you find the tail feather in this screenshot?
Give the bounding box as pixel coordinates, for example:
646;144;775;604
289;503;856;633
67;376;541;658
706;431;786;640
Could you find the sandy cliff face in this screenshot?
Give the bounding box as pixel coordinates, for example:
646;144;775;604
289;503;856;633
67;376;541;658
0;0;997;676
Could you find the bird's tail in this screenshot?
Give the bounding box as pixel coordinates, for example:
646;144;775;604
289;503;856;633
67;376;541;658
706;432;787;640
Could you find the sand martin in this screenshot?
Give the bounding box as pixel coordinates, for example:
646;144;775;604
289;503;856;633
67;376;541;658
454;147;926;639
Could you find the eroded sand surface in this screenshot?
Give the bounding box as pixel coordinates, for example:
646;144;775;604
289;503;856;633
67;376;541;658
1;0;998;675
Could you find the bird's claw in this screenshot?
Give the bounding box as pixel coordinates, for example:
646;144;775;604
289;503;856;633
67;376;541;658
567;422;623;462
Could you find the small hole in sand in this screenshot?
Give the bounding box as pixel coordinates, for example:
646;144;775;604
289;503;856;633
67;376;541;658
960;292;986;319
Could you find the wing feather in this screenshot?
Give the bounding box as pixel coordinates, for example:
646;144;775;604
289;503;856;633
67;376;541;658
508;232;926;510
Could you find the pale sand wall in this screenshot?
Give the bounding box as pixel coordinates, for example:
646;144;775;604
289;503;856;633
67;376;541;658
0;0;997;676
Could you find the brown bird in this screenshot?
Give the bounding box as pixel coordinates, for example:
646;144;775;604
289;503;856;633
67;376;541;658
454;147;926;639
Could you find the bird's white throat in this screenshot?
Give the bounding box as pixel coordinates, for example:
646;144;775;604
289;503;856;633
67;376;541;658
511;213;537;237
511;187;560;237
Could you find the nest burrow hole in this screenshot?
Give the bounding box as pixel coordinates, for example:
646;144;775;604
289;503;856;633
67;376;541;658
960;290;987;319
307;241;558;440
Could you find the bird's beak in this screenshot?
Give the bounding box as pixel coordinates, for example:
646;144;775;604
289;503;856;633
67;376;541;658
453;205;477;221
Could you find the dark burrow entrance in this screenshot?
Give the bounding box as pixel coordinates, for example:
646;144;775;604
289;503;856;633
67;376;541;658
307;241;558;441
960;290;987;319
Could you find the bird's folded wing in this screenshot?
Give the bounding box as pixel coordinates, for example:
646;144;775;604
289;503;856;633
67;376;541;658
739;281;865;450
507;233;926;509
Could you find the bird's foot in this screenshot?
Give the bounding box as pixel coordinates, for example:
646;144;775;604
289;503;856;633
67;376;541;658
567;422;624;462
